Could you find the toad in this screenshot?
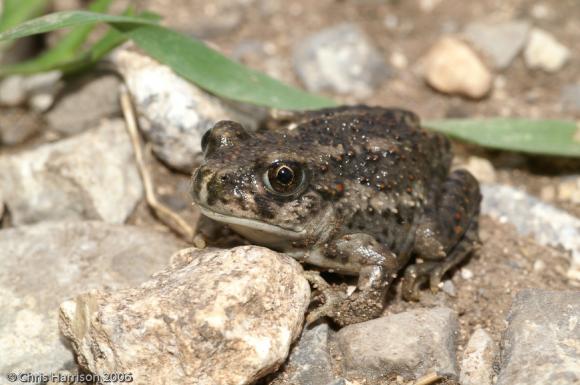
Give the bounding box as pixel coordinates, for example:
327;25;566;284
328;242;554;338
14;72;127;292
191;106;481;326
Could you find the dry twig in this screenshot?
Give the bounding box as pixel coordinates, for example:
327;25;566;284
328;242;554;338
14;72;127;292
120;85;195;241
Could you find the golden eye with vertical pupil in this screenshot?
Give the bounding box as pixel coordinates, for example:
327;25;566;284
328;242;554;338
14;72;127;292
263;161;306;195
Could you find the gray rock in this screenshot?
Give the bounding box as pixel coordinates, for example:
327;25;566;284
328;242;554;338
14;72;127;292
46;75;121;135
111;48;263;172
59;246;310;385
481;184;580;281
460;328;497;385
293;23;389;97
0;119;143;225
463;21;530;70
524;28;570;72
337;307;459;380
561;84;580;113
0;108;42;145
0;221;186;384
497;289;580;385
283;322;335;385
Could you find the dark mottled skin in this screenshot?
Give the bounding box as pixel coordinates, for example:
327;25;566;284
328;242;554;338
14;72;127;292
192;106;481;326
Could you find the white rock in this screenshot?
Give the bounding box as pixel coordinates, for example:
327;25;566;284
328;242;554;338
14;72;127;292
423;37;493;99
337;307;459;380
463;21;530;70
0;119;143;225
0;221;186;384
111;48;262;172
460;328;497;385
524;28;570;72
59;246;310;385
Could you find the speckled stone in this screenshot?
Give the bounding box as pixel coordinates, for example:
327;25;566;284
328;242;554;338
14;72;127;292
60;246;310;385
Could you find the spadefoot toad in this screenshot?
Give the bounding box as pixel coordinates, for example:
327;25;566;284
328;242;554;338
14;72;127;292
192;106;481;326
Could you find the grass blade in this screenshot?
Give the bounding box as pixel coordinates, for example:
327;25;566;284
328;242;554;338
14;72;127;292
0;0;48;33
0;0;116;75
0;11;334;109
0;0;49;53
0;10;157;42
424;118;580;158
118;24;336;109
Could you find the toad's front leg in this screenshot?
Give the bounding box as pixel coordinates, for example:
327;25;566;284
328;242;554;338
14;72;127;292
307;233;408;326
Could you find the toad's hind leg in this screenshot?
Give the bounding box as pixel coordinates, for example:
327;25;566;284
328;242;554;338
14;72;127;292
403;169;481;301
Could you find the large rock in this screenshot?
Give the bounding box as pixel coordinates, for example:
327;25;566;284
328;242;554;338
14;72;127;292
0;119;143;225
497;289;580;385
0;221;186;384
524;28;570;72
293;23;389;97
336;307;459;380
481;184;580;281
460;328;497;385
59;246;311;385
111;48;262;172
463;21;530;70
423;37;492;99
46;75;122;135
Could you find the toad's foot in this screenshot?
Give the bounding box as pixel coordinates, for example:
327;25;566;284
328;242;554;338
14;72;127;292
403;219;480;301
303;271;384;326
303;270;346;325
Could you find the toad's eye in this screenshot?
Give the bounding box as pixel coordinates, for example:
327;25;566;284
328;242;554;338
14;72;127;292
263;161;306;196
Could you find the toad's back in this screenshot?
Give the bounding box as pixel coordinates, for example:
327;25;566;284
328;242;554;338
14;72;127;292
285;106;453;251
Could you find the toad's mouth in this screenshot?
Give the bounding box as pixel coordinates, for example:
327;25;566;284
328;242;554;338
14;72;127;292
198;206;306;241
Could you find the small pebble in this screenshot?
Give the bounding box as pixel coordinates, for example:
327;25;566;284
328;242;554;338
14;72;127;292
461;156;496;184
423;37;492;99
461;268;474;280
533;259;546;272
524;28;570;72
442;280;457;297
460;328;497;385
390;51;409;69
0;75;26;106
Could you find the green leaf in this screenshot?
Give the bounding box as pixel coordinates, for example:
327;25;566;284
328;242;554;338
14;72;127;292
117;24;336;109
0;10;157;42
0;10;336;109
0;0;116;75
0;0;48;33
424;118;580;158
0;0;49;52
